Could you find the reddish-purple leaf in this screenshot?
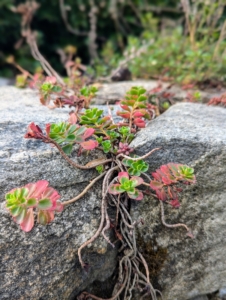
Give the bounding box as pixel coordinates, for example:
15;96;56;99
83;128;95;139
169;199;180;208
80;140;98;150
25;180;49;199
128;190;143;200
68;112;78;125
151;172;162;181
133;118;145;128
45;123;51;137
120;104;130;112
20;208;34;232
118;172;129;182
133;111;144;117
130;176;144;187
117;111;130;119
150;180;163;190
108;184;124;195
162;176;173;185
156;189;167;201
24;122;44;139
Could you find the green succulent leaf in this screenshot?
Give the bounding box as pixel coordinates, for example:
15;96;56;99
10;205;23;217
62;144;73;155
51;86;62;93
137;95;147;102
27;198;37;207
38;199;52;210
15;208;27;224
101;140;112;153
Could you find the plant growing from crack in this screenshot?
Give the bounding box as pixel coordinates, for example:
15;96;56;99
5;81;196;299
3;3;198;299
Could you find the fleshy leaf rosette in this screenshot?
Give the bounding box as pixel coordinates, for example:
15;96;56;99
108;172;144;200
150;163;196;207
122;157;149;176
24;122;98;154
5;180;63;232
117;86;152;128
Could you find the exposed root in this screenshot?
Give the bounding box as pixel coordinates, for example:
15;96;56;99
48;137;112;170
63;172;107;206
117;147;161;161
160;201;194;238
78;166;119;267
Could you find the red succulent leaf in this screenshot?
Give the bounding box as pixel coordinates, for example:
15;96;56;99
68;112;78;125
150;180;163;190
162;176;173;185
169;199;180;208
38;210;54;225
156;189;167;201
25;180;49;199
45;123;51;137
117;111;130;119
24;122;44;139
83;128;95;140
167;186;178;199
118;172;129;183
160;165;170;175
120;104;130;112
108;184;124;195
130;176;144;187
133;111;144;118
128;190;143;200
151;172;162;181
20;208;34;232
42;187;60;210
80;140;98;150
133;118;145;128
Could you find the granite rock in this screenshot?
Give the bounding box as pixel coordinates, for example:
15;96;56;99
0;86;117;300
93;80;225;105
130;102;226;300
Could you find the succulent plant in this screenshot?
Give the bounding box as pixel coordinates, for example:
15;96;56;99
108;172;144;200
5;180;63;232
150;163;196;207
122;158;148;176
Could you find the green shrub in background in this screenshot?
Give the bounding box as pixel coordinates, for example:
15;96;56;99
0;0;225;85
0;0;181;78
92;1;226;84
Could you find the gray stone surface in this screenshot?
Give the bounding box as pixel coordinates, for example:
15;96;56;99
0;87;117;299
1;86;226;300
93;80;225;104
190;296;209;300
130;102;226;300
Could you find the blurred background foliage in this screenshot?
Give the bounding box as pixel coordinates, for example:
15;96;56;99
0;0;225;85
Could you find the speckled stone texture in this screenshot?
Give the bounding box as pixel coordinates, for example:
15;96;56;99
92;80;224;105
0;87;117;300
130;102;226;300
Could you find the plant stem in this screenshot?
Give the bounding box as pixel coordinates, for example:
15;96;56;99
63;172;106;206
117;147;161;161
160;201;193;237
47;137;112;169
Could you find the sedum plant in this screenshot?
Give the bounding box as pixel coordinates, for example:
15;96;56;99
5;78;197;299
109;172;144;200
5;180;63;232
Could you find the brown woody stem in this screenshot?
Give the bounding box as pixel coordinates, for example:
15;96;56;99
62;172;106;206
117;147;161;161
47;137;112;170
160;201;193;236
